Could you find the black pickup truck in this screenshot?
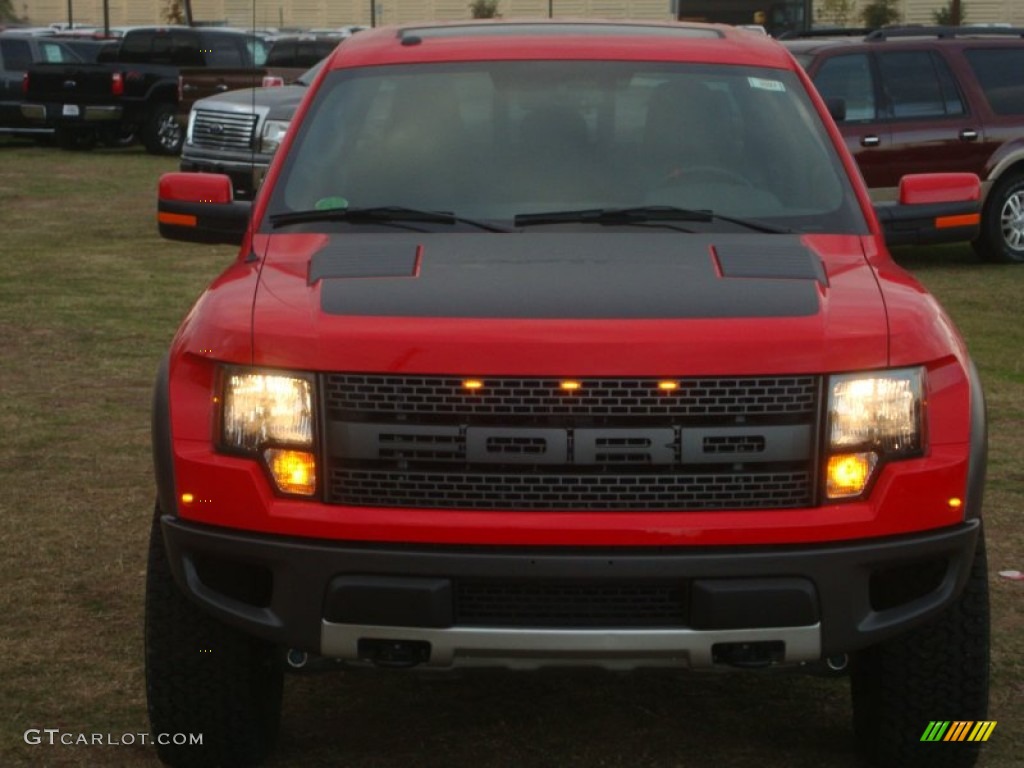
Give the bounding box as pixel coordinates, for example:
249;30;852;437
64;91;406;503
1;33;84;138
21;26;267;154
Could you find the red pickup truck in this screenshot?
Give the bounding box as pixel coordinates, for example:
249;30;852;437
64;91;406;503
150;21;989;768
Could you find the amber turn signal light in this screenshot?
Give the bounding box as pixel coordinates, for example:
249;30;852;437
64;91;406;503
264;449;317;496
826;452;877;499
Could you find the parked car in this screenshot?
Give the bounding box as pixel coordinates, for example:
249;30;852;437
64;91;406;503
176;36;337;120
52;37;120;63
265;34;340;67
151;20;989;768
179;61;320;200
21;26;269;154
0;33;82;137
786;25;1024;262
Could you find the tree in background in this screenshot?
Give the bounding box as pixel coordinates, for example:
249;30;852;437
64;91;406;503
0;0;21;23
469;0;500;19
818;0;856;27
164;0;185;25
934;1;966;25
861;0;901;28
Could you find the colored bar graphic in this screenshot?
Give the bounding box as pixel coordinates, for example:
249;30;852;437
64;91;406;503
921;721;997;742
968;722;998;742
921;721;950;741
944;722;972;741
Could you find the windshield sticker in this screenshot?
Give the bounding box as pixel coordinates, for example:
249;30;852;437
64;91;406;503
315;196;349;211
748;77;786;92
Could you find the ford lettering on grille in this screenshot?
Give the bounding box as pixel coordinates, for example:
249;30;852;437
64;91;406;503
324;374;820;511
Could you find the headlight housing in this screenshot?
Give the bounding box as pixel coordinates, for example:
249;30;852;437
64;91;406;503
825;367;924;499
219;369;316;496
259;119;290;155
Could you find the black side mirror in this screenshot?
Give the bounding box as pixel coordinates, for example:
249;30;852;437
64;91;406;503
157;173;250;246
875;173;981;247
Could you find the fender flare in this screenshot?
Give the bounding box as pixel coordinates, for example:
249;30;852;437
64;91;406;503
964;358;987;520
152;353;177;517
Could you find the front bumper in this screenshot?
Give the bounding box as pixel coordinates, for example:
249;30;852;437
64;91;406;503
160;515;981;669
21;103;122;123
180;151;270;200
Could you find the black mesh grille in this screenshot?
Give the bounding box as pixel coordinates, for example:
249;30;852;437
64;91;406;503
330;469;813;510
457;581;688;627
325;375;818;418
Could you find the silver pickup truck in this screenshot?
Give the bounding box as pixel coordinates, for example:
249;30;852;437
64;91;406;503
178;61;319;200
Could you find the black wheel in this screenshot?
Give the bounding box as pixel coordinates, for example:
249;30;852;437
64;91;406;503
145;507;283;767
973;172;1024;263
850;532;989;768
143;104;184;155
55;126;96;151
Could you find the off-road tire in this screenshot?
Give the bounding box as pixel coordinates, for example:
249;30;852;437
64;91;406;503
850;531;989;768
145;508;283;767
143;104;184;156
973;172;1024;263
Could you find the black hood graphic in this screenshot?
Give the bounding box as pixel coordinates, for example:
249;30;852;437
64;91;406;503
308;233;826;319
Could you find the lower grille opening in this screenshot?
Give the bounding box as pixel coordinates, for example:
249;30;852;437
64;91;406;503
193;555;273;607
869;558;948;612
456;580;689;628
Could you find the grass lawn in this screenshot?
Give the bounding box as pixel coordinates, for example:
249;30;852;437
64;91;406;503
0;138;1020;767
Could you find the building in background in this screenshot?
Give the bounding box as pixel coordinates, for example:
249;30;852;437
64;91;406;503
13;0;1024;31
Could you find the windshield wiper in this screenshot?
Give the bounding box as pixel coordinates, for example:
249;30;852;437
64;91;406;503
513;206;792;234
269;206;514;233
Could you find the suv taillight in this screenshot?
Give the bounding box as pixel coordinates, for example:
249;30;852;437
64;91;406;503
111;72;124;97
177;74;183;102
22;72;29;96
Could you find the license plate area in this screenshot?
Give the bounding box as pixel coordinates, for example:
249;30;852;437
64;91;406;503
62;104;80;117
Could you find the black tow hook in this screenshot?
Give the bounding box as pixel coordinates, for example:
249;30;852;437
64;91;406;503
358;638;432;668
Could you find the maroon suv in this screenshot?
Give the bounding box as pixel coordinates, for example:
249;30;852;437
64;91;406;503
787;26;1024;263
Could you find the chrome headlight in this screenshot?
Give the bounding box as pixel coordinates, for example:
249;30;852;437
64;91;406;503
259;119;290;154
220;370;316;496
825;367;924;499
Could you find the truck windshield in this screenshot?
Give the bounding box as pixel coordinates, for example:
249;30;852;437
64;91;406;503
268;60;865;234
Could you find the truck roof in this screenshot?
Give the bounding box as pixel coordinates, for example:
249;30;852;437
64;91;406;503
325;20;796;70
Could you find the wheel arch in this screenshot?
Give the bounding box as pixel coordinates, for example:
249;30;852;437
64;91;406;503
152;353;177;518
964;358;987;521
982;146;1024;201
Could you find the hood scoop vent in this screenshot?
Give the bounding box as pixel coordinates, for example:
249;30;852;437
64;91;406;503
714;243;828;286
308;242;420;284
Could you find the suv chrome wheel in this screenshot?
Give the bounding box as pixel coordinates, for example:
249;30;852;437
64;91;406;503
1000;188;1024;255
974;173;1024;263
